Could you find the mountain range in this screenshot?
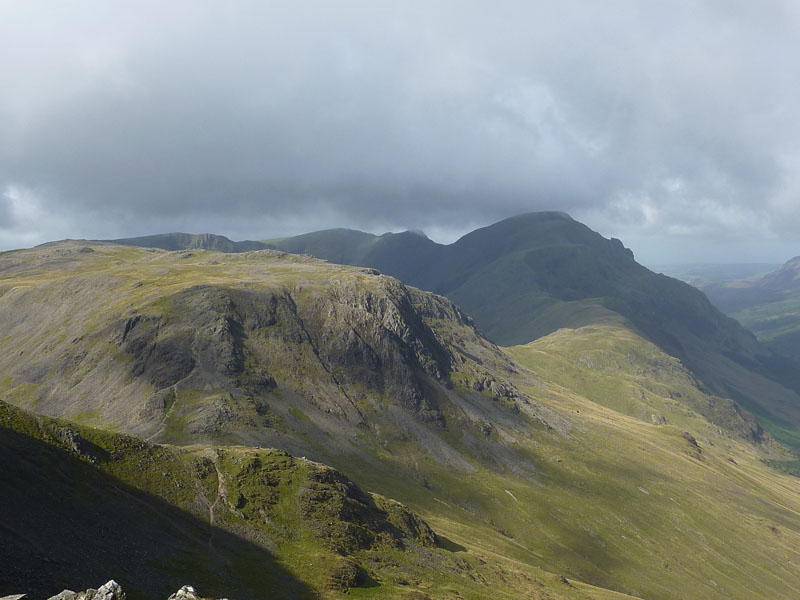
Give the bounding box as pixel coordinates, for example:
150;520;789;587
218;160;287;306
111;212;800;448
4;213;800;597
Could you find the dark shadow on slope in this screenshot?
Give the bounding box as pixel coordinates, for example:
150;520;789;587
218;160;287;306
434;535;467;553
0;426;317;600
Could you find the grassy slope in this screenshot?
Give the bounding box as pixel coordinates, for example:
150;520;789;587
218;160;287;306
5;243;800;598
500;324;800;599
328;323;800;600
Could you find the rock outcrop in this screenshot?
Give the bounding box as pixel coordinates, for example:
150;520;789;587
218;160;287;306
47;580;125;600
43;582;226;600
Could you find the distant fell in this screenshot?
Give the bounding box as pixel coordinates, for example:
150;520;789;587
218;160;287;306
106;232;270;253
752;255;800;292
648;263;781;289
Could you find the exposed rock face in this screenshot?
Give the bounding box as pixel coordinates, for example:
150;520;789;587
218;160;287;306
109;280;458;430
0;244;531;464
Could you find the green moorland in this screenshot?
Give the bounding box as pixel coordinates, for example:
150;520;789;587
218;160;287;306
3;242;800;598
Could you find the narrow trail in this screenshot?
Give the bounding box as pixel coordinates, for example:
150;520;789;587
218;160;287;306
145;346;199;442
144;418;167;442
144;389;179;442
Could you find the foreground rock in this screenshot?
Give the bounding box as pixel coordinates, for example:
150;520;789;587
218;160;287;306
168;586;227;600
45;583;225;600
47;580;124;600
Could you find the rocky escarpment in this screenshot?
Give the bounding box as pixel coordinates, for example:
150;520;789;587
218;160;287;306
0;243;534;466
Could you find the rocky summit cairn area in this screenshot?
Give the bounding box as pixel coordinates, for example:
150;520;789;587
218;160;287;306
0;581;225;600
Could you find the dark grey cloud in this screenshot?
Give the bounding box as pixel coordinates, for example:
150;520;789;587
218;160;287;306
2;0;800;261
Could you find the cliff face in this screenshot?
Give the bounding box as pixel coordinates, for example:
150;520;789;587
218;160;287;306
0;242;529;464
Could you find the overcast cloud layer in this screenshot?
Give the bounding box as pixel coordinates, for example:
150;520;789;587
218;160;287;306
2;0;800;262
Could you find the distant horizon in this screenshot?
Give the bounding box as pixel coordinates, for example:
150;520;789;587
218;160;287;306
4;208;799;265
6;210;795;270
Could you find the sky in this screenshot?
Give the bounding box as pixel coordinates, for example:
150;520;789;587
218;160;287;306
2;0;800;263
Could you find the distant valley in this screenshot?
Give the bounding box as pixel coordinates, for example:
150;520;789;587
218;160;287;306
648;263;781;289
671;257;800;363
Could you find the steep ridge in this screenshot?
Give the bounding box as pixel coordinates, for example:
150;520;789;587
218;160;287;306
5;241;800;599
258;212;800;447
0;242;528;464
